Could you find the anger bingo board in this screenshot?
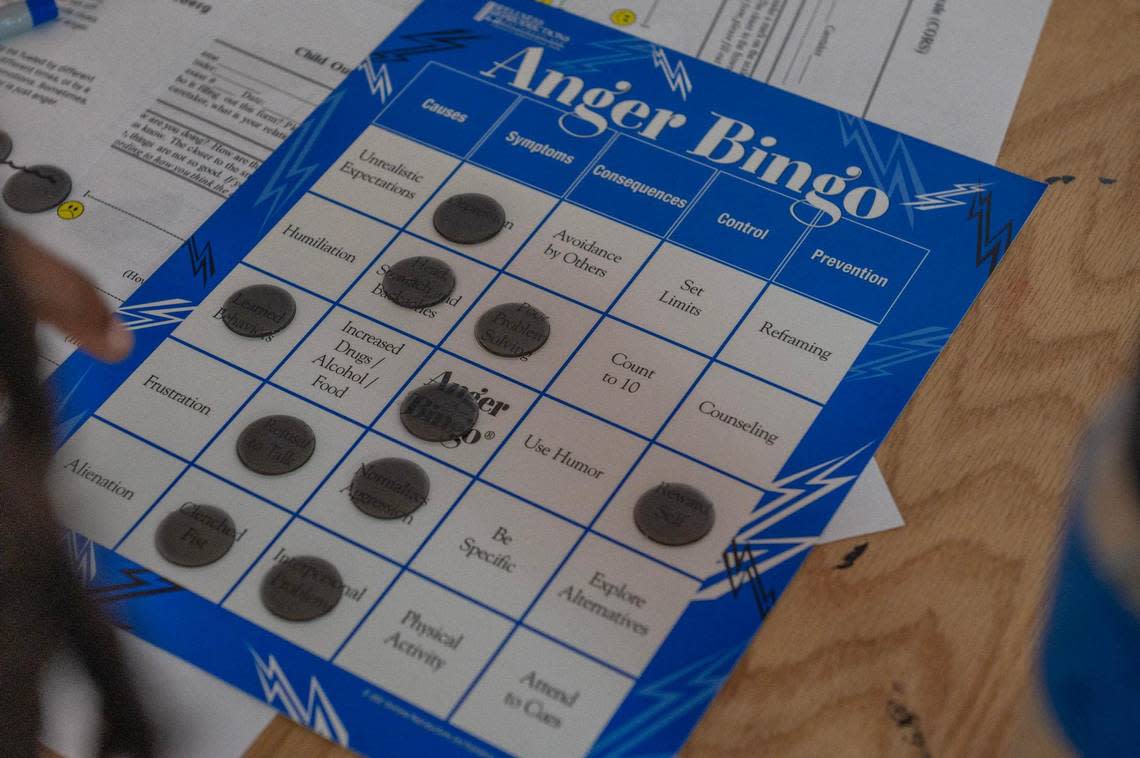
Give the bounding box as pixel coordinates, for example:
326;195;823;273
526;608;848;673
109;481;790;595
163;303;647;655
47;1;1045;755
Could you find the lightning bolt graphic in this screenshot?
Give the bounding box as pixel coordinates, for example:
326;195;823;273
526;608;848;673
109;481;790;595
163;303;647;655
651;46;692;99
846;326;951;381
742;444;872;537
360;57;393;102
556;36;656;74
590;647;743;756
370;29;481;64
62;530;97;584
969;190;1013;275
697;538;815;603
52;363;92;440
186;236;215;286
253;91;345;231
904;182;989;211
695;445;872;602
88;567;182;604
116;299;198;331
838;113;926;226
250;649;349;746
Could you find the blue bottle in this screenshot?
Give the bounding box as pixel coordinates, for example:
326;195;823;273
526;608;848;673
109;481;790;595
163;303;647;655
1038;382;1140;755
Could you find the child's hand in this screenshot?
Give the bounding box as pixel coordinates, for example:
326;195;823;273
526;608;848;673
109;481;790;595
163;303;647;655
0;226;153;757
5;228;133;362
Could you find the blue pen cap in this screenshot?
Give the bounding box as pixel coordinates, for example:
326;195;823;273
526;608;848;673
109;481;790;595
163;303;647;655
25;0;59;25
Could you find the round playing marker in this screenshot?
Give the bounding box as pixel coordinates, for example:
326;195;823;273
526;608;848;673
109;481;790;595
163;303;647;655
349;457;431;520
381;255;456;309
155;503;237;567
633;482;716;546
399;383;479;443
3;165;72;213
221;284;297;338
475;302;551;358
260;555;343;622
0;130;12;163
432;193;506;245
236;414;316;476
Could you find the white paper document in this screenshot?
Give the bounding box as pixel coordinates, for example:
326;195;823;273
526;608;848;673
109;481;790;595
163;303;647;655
0;0;249;182
547;0;1050;162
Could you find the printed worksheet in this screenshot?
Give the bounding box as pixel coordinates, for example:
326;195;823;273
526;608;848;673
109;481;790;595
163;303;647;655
545;0;1052;161
46;2;1044;755
0;0;248;180
7;0;414;368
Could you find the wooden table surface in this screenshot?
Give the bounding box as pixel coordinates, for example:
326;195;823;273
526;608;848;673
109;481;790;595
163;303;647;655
66;1;1140;756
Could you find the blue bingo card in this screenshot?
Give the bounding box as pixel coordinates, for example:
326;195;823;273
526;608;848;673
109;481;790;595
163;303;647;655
47;1;1044;755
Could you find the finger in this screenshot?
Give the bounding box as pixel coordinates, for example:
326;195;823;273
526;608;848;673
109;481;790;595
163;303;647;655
5;229;133;362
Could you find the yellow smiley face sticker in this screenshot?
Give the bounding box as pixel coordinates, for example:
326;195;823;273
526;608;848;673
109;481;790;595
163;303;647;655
610;8;637;26
57;200;85;221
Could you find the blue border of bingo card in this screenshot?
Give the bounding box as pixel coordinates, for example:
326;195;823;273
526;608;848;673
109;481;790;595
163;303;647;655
48;1;1044;755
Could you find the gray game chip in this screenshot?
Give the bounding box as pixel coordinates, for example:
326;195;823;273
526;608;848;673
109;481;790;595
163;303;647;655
432;193;506;245
155;503;237;567
0;130;11;163
260;555;343;622
381;255;456;309
221;284;297;338
349;457;431;520
399;382;479;442
236;414;316;475
475;302;551;358
3;165;72;213
633;482;716;546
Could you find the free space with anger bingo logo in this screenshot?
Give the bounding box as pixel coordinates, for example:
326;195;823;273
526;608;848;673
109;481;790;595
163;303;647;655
46;0;1045;755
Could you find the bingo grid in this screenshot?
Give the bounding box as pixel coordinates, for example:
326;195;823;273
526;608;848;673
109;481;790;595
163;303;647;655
53;60;927;756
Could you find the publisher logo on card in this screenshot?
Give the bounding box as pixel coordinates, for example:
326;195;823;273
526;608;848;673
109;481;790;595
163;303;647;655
474;2;571;49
